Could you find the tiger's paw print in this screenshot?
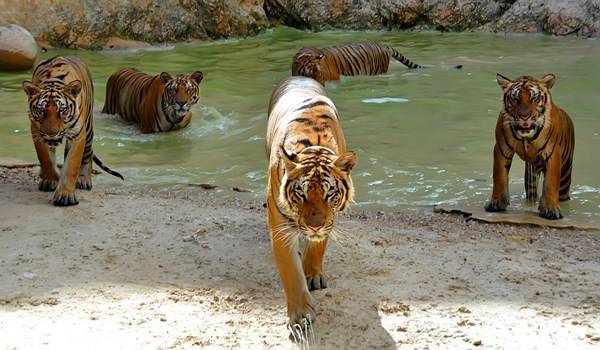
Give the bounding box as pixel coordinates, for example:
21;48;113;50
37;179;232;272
53;190;79;206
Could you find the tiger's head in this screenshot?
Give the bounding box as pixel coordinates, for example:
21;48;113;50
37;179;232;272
22;79;82;146
497;73;555;140
278;145;356;242
160;71;203;124
292;48;326;84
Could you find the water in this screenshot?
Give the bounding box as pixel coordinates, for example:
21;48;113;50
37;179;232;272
1;27;599;222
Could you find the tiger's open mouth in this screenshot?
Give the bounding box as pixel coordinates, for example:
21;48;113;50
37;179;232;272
514;124;538;138
44;138;63;147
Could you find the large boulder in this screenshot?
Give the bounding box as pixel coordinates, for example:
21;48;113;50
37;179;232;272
0;24;38;71
0;0;268;49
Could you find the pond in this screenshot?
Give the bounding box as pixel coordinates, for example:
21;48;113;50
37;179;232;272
1;27;599;222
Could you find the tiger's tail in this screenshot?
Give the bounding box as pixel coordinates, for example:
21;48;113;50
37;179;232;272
387;46;424;69
387;46;463;70
93;155;124;180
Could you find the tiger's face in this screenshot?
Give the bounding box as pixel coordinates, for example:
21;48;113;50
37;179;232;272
278;146;356;242
497;73;555;140
22;79;82;146
160;71;203;124
292;48;326;84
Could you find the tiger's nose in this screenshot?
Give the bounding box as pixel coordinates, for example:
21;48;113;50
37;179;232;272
308;224;323;233
176;101;186;108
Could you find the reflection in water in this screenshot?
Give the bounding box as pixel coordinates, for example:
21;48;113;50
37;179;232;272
0;27;599;222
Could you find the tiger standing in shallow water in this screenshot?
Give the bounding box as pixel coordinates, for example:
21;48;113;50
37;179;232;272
102;68;203;133
292;42;461;84
22;56;123;206
485;73;575;220
266;76;357;333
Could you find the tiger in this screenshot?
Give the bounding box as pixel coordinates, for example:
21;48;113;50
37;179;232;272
292;42;461;84
102;68;203;133
485;73;575;220
266;76;357;332
22;56;124;206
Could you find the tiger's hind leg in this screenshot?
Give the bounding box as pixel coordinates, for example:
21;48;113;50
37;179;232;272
74;138;94;191
302;237;328;291
524;161;542;203
559;146;573;202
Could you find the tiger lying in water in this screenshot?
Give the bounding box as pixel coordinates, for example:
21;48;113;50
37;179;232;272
22;56;123;206
485;73;575;220
292;41;462;84
102;68;203;133
266;76;357;332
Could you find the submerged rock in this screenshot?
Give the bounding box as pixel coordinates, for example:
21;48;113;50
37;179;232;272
0;24;38;71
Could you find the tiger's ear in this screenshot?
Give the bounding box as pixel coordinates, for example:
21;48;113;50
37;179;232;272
279;146;298;172
160;72;173;84
190;71;203;84
540;74;556;89
64;80;82;98
496;73;511;89
335;151;357;173
22;81;40;97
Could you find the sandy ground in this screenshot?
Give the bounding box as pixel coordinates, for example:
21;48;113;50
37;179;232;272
1;167;600;350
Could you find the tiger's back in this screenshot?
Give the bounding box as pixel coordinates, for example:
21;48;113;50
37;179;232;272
102;68;162;130
321;42;393;77
292;42;424;84
267;77;346;161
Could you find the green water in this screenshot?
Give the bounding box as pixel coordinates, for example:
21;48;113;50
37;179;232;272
1;27;599;221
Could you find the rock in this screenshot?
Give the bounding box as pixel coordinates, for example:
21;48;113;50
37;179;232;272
0;0;268;49
0;24;38;71
1;0;599;49
265;0;600;38
103;37;152;50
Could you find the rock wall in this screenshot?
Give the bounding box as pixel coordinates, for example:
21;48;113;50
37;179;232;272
0;0;267;49
265;0;600;37
0;0;598;49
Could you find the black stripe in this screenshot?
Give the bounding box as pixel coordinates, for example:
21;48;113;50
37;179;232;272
294;100;330;112
297;139;313;147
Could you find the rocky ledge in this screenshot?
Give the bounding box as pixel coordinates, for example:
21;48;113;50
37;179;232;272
0;0;598;50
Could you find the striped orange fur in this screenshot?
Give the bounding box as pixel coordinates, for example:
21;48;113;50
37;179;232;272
266;76;357;330
22;56;123;206
485;73;575;220
292;42;424;84
102;68;203;133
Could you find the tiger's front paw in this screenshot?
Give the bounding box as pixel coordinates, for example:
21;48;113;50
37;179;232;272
39;179;58;192
76;177;93;191
306;274;327;291
538;206;563;220
484;197;508;212
287;293;317;342
53;189;79;206
288;293;316;329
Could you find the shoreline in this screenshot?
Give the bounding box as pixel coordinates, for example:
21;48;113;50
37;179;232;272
1;167;599;349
